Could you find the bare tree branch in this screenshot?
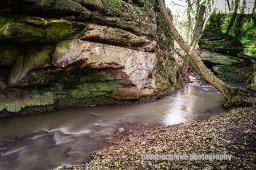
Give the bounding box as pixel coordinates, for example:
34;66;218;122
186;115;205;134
157;0;235;99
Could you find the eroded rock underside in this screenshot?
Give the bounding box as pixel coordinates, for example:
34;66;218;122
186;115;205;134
0;0;179;117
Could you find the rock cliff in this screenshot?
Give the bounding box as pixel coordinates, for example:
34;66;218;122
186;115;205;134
0;0;178;117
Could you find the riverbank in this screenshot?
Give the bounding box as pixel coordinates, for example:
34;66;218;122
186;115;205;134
55;99;256;169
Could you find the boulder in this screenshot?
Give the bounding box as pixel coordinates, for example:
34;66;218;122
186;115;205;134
200;50;245;66
53;40;158;91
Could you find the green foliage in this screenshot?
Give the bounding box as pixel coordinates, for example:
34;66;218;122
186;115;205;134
250;72;256;87
108;0;121;12
241;27;256;59
207;14;256;61
127;3;143;15
0;16;13;33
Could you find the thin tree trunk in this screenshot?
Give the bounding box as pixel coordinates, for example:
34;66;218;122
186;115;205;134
226;0;239;35
191;4;206;47
157;0;234;99
253;0;256;14
181;0;193;82
234;0;246;38
226;0;231;11
182;4;206;82
186;0;192;43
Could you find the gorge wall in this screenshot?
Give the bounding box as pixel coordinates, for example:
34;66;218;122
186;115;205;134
0;0;179;117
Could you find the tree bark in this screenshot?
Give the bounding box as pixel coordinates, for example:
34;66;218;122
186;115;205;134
226;0;239;35
157;0;234;100
191;4;206;47
253;0;256;14
186;0;192;43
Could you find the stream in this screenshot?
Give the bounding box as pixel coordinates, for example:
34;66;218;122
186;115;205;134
0;76;225;170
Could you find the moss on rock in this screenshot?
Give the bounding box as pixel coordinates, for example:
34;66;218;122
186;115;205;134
152;16;178;97
107;0;121;13
0;45;21;66
251;73;256;87
0;0;178;117
0;15;83;43
206;14;256;61
0;0;91;18
212;65;234;75
0;91;54;113
70;81;121;99
9;46;54;86
241;27;256;60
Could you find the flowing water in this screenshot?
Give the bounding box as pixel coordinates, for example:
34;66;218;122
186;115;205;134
0;76;225;170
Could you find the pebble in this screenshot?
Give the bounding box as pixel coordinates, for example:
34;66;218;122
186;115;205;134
117;127;125;133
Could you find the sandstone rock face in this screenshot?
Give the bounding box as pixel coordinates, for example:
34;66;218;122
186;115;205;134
53;40;157;95
80;24;157;51
0;0;178;117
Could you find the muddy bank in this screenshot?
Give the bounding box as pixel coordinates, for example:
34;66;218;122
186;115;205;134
55;103;256;169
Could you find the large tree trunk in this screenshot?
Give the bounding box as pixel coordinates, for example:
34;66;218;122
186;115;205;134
157;0;235;100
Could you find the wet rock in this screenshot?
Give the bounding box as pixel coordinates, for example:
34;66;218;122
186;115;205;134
117;127;125;133
111;87;141;100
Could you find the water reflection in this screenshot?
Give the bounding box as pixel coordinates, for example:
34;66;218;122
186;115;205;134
162;76;221;125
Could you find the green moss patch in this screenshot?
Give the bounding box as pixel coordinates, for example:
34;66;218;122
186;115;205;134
70;81;121;99
0;15;83;43
9;46;54;85
0;91;54;113
108;0;121;13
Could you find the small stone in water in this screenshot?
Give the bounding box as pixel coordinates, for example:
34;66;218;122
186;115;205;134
117;127;125;133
